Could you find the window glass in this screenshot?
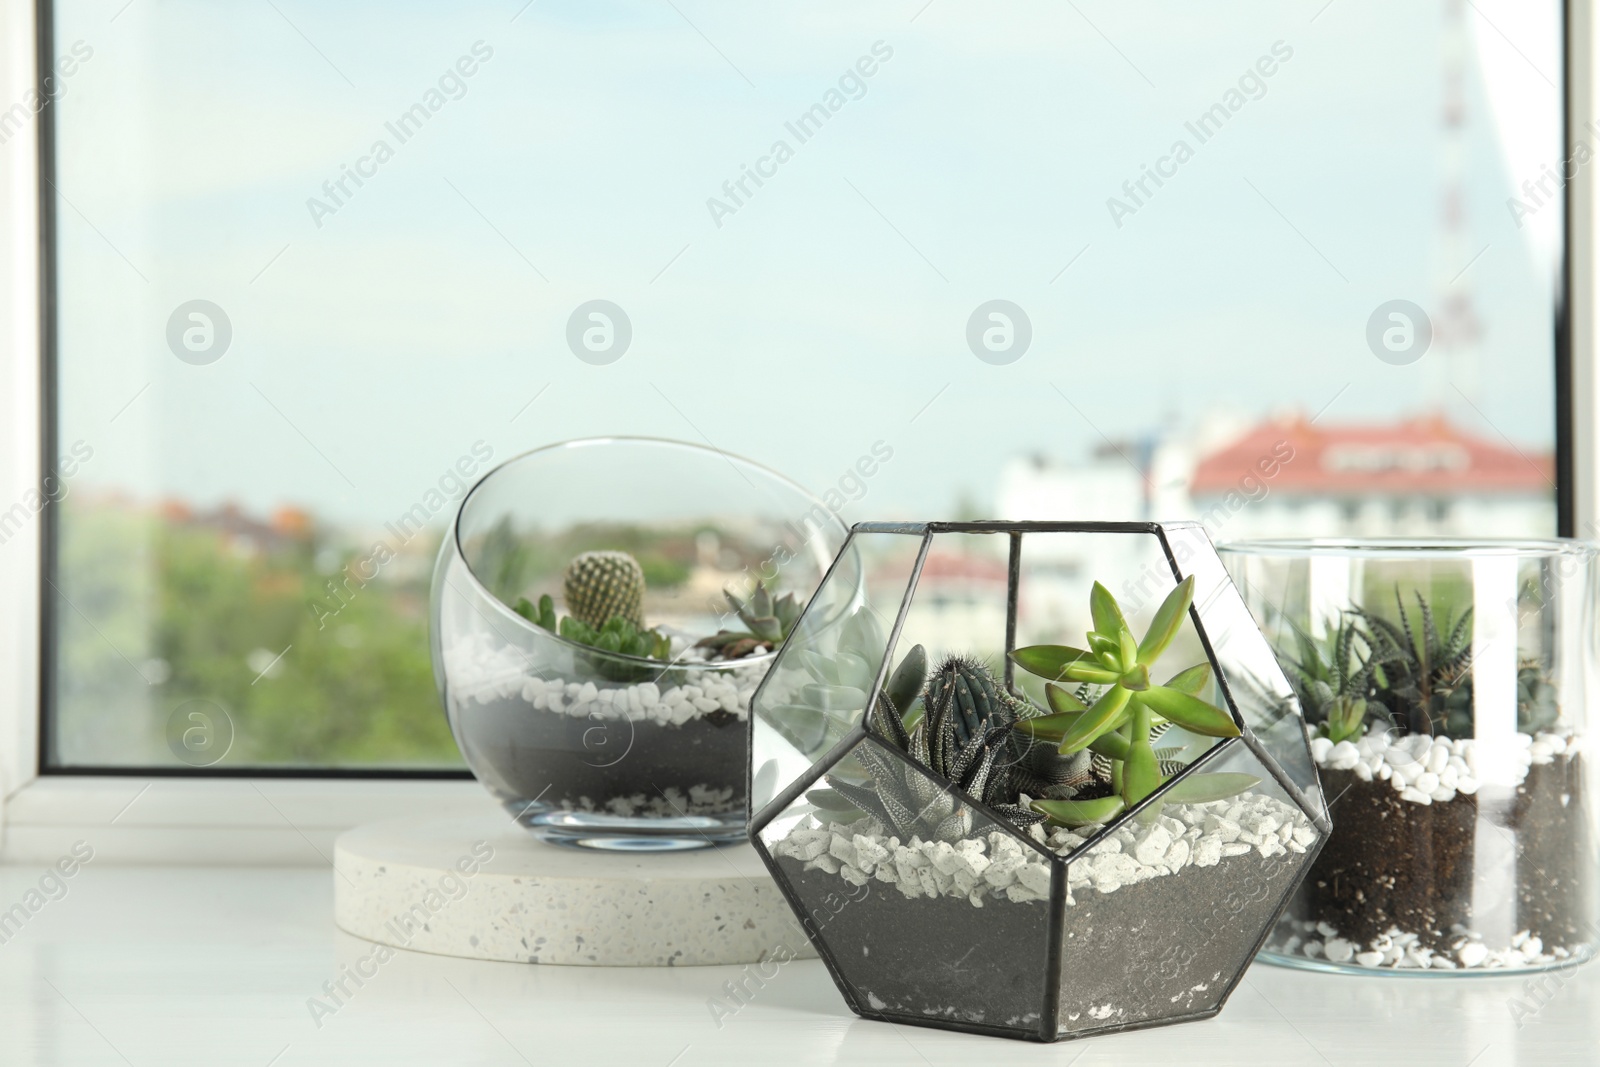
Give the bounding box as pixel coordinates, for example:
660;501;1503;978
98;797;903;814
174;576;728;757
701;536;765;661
45;1;1563;768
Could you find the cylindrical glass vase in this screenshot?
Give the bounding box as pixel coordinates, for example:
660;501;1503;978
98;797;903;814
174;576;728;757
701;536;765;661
431;437;853;850
1221;538;1598;974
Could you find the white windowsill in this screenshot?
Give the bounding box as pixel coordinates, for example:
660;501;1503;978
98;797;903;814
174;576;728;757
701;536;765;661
0;776;499;865
1;862;1597;1063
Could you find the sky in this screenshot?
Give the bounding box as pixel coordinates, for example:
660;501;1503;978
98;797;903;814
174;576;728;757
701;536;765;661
39;0;1565;529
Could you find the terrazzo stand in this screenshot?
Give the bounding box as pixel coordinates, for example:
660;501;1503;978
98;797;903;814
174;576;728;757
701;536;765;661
333;815;813;966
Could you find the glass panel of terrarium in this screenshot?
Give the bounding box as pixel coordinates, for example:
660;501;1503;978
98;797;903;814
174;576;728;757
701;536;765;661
892;530;1015;698
750;530;925;814
757;734;1053;1038
1007;524;1238;803
1538;546;1596;750
453;438;848;636
1057;739;1317;1036
1009;527;1176;699
1472;553;1522;788
1162;523;1324;819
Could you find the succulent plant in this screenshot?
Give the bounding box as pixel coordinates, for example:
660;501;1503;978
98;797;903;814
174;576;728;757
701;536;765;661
513;592;559;632
1010;577;1256;828
1518;657;1560;734
557;614;671;661
695;581;805;660
1285;589;1566;740
563;550;646;629
1283;615;1378;744
1356;591;1473;737
513;590;671;683
817;653;1091;841
764;610;898;756
725;582;804;643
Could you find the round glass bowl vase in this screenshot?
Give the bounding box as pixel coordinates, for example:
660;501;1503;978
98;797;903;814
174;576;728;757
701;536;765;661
431;438;853;850
1220;538;1598;974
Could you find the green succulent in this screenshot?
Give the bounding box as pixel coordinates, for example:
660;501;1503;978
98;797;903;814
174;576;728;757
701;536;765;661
1010;577;1256;828
1289;590;1564;739
513;591;672;684
1518;657;1560;734
1356;590;1472;737
764;610;899;756
818;654;1088;841
1283;615;1378;744
513;592;559;632
563;550;646;629
558;614;671;661
726;582;804;643
695;581;805;660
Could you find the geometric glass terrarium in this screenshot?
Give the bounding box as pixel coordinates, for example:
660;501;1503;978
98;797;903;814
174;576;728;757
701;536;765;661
748;520;1329;1041
1221;538;1599;975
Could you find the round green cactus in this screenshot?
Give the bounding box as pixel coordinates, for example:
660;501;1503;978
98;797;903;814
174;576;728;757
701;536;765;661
562;550;645;628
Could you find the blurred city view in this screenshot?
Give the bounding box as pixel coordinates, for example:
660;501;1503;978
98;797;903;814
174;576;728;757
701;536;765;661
53;406;1553;768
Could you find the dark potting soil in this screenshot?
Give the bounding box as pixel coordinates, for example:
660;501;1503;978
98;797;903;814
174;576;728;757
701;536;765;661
1053;848;1307;1035
456;695;745;814
777;843;1308;1040
1295;767;1476;952
777;858;1051;1034
1511;752;1593;948
1294;752;1589;955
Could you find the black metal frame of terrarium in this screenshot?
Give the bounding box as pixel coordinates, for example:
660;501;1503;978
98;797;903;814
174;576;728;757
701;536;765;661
746;520;1332;1042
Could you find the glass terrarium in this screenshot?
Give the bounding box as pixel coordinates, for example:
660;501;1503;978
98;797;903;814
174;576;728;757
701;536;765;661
1221;539;1598;974
748;520;1327;1041
431;437;852;850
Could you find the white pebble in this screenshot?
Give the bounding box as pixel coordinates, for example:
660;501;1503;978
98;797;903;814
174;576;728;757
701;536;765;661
1324;938;1354;963
1330;740;1360;769
1426;744;1449;775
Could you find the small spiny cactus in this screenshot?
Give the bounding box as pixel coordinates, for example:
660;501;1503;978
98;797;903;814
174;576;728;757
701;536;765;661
563;550;645;628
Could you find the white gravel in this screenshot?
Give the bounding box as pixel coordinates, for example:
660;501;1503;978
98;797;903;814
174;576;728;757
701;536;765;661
1271;918;1576;971
557;785;737;818
444;632;767;726
775;791;1316;909
1308;726;1580;804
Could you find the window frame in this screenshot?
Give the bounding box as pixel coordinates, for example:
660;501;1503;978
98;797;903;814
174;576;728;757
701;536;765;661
2;0;1594;860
